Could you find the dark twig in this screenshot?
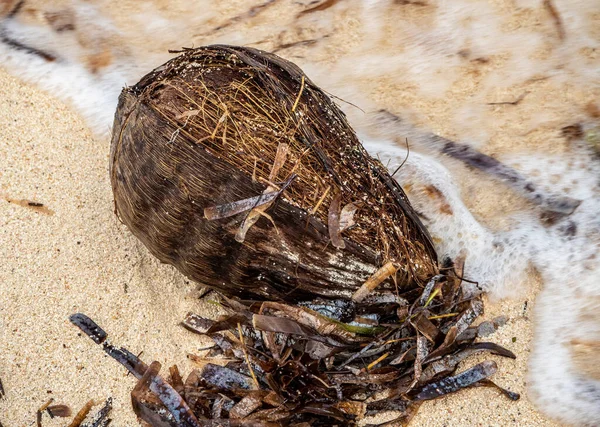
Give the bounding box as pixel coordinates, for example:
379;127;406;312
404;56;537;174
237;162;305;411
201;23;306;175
297;0;342;16
391;138;411;177
36;398;54;427
543;0;566;41
273;36;330;53
487;91;529;106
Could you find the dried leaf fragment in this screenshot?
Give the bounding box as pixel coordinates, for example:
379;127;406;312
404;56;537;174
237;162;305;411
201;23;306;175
47;404;72;418
236;144;291;242
339;202;359;231
204;190;283;220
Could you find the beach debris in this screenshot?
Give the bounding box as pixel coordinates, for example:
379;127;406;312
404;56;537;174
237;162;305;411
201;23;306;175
37;398;54;427
376;110;581;218
585;126;600;156
476;316;508;337
2;194;54;215
395;0;429;6
110;45;438;303
298;0;342;16
487;91;529;106
352;261;398;302
272;35;330;54
0;0;56;61
47;404;72;418
199;0;282;36
67;400;95;427
435;137;580;216
70;314;199;427
561;122;600;156
562;123;584;141
415;360;498;401
103;45;519;425
0;376;4;399
81;398;112;427
475;378;521;401
34;399;74;426
71;283;518;425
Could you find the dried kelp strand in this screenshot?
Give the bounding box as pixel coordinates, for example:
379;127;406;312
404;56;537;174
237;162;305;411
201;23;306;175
72;303;517;425
182;312;215;334
420;343;515;383
80;398;112;427
339;202;358;232
70;313;107;344
204;189;284;220
229;392;264;419
132;361;201;427
328;191;345;249
418;274;444;306
200;363;257;390
468;342;516;359
37;398;53;427
415;360;498;401
439;139;580;215
475;378;520;401
352;262;398;303
376;110;581;217
206;314;250;334
169;365;185;396
70;314;200;426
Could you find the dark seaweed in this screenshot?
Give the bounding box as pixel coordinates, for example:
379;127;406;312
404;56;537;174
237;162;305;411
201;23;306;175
71;282;518;426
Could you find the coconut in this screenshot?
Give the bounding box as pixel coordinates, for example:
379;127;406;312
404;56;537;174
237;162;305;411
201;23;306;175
110;45;437;303
90;45;519;425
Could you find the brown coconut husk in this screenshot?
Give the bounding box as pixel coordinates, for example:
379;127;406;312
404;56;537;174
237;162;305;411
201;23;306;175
99;45;518;426
110;45;437;302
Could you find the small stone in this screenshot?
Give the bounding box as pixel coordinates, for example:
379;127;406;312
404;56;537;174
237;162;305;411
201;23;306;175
492;315;508;328
477;321;496;337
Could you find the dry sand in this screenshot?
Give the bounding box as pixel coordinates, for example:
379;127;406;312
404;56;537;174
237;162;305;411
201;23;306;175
0;66;560;426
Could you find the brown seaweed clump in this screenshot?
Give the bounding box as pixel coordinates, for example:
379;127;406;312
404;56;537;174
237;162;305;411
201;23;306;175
96;45;519;426
110;44;437;303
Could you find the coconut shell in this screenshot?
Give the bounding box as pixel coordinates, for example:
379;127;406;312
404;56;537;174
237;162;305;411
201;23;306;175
110;45;437;302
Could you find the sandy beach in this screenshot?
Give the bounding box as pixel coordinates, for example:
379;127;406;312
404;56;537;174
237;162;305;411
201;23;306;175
1;0;599;425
